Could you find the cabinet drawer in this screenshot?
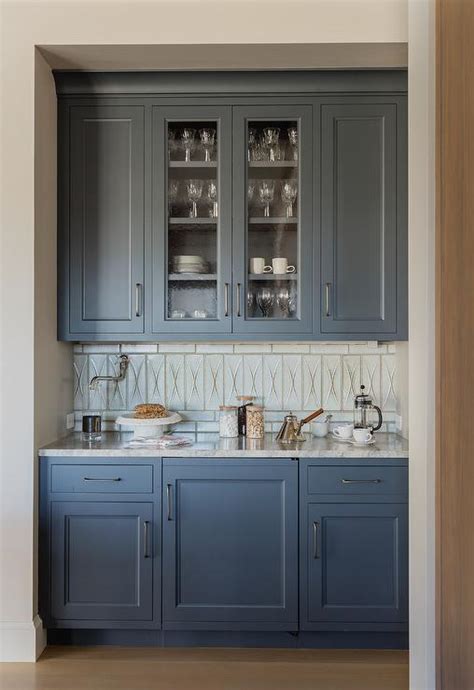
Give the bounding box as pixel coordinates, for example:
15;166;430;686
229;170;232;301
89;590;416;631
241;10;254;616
50;464;153;494
306;465;407;498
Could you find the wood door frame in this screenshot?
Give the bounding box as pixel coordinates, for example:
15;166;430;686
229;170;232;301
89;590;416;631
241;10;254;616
436;0;474;687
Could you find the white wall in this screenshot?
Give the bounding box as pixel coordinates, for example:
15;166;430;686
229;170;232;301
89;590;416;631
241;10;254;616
408;1;436;688
0;0;410;664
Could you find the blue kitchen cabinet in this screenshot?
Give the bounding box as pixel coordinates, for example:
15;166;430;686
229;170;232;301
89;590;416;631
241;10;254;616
39;458;161;629
162;459;298;630
299;459;408;631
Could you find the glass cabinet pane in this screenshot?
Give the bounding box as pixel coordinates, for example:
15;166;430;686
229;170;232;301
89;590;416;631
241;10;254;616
166;120;220;321
246;120;300;321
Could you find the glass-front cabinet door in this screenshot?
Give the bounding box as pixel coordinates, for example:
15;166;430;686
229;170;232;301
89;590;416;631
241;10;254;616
152;106;232;334
232;105;313;335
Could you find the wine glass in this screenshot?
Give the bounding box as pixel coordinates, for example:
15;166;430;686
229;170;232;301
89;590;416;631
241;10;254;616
262;127;280;162
256;287;275;318
186;179;203;218
248;127;257;162
276;287;290;317
281;180;298;218
168;180;179;216
205;181;218;218
181;128;196;163
287;127;298;162
258;180;275;218
199;127;216;162
168;128;177;160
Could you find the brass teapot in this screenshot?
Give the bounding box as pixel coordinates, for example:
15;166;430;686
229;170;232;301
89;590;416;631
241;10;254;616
275;408;324;444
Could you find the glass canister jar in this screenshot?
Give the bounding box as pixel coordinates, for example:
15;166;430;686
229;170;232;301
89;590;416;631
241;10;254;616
219;406;239;438
246;405;265;439
236;395;255;435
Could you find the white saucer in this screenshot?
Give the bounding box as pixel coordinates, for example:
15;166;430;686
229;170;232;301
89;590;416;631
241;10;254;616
331;433;375;446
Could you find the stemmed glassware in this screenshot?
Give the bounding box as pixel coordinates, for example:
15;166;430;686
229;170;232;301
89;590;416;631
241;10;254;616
168;128;176;160
262;127;281;162
181;127;196;163
186;179;203;218
199;127;216;162
258;180;275;218
168;180;179;216
256;287;275;317
281;180;298;218
287;127;298;162
248;128;257;162
205;181;218;218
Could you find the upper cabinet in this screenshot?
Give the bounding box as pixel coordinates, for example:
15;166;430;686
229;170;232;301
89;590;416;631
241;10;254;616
320;100;407;338
232;105;313;335
56;71;407;341
60;105;145;337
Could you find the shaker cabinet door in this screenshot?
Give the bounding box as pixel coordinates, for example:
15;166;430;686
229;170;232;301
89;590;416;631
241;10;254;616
63;105;145;336
301;503;408;628
162;460;298;629
320;101;407;337
50;501;154;623
151;105;232;335
232;105;313;335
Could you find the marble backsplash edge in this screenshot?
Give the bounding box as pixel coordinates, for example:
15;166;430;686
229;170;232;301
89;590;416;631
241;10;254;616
73;341;401;434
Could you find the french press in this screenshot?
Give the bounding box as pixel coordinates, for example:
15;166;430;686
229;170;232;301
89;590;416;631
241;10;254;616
353;385;383;432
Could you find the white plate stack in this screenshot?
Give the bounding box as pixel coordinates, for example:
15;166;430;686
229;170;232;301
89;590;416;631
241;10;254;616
173;255;208;274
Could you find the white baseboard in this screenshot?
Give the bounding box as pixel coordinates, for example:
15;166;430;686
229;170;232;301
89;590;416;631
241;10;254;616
0;614;46;662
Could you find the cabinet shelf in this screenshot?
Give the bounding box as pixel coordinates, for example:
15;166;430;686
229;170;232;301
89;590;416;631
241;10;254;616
169;161;217;168
248;217;297;225
249;161;297;168
169;217;218;225
249;273;297;281
168;273;217;281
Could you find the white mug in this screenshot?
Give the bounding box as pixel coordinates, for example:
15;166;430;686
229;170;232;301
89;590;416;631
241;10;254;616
272;257;296;275
333;424;354;440
313;421;329;438
353;428;372;444
250;257;272;275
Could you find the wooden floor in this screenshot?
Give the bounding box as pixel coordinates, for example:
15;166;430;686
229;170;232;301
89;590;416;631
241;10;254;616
0;646;408;690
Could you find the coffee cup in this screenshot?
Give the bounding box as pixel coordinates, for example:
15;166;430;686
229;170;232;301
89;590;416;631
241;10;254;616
333;424;354;440
272;258;296;275
250;257;272;275
353;428;372;444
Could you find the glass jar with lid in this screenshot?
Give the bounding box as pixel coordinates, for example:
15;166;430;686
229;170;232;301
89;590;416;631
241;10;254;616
219;406;239;438
246;405;265;439
236;395;255;435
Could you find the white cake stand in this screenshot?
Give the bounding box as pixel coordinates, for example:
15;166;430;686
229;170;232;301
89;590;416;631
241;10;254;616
115;412;182;439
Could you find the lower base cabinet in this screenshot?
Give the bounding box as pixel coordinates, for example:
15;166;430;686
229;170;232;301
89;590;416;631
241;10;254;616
162;459;298;630
40;455;408;641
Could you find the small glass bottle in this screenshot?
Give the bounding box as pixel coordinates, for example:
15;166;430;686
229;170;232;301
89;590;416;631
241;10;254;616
246;405;264;439
82;414;102;442
236;395;255;436
219;406;239;438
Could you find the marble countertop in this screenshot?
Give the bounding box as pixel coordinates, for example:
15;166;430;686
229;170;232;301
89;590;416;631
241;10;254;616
39;432;408;459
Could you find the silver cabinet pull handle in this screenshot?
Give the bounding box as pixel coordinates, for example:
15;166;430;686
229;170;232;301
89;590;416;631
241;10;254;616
166;483;173;521
312;521;320;559
236;283;242;317
224;283;229;317
341;479;382;484
83;477;122;482
143;521;151;559
325;283;331;317
135;283;143;317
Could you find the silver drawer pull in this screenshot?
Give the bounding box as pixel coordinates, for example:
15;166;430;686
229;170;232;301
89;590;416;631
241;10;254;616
312;521;320;559
143;521;151;559
341;478;381;484
83;477;122;482
135;283;143;317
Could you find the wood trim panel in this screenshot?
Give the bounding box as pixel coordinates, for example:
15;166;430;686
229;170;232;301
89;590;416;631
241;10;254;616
437;1;474;688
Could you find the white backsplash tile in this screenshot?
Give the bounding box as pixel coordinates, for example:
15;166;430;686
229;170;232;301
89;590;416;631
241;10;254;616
73;342;401;432
184;355;205;410
322;355;342;410
204;355;224;410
